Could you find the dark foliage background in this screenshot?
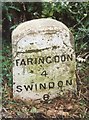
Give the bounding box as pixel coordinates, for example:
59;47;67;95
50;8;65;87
2;2;89;119
2;2;89;53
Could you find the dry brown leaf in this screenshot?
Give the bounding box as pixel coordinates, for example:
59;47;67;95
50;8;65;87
58;111;69;117
66;104;73;110
47;109;57;116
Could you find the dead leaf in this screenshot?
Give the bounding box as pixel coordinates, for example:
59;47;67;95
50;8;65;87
58;111;69;117
66;104;73;110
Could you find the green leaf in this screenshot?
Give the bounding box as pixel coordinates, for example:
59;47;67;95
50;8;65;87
8;6;20;12
10;24;18;30
30;107;37;113
6;14;12;22
49;11;53;16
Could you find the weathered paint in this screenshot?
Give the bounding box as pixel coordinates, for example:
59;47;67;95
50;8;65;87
12;18;76;100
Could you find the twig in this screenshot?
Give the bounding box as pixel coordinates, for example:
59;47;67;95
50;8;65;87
80;93;89;102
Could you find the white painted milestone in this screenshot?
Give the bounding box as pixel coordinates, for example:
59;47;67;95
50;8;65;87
12;18;76;101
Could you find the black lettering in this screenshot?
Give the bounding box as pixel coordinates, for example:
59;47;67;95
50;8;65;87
34;58;38;64
20;59;26;66
61;55;66;62
16;59;20;66
15;54;73;66
58;81;63;87
66;79;72;85
67;54;73;61
43;94;50;101
35;84;38;91
24;85;33;91
41;71;48;77
38;57;44;64
40;83;46;89
16;85;22;92
49;82;55;89
46;56;52;64
27;58;33;65
54;55;60;63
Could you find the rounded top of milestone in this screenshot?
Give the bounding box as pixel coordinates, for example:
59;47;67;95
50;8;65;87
12;18;74;47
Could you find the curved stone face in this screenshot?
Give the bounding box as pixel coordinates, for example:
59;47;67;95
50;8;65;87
12;18;76;101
